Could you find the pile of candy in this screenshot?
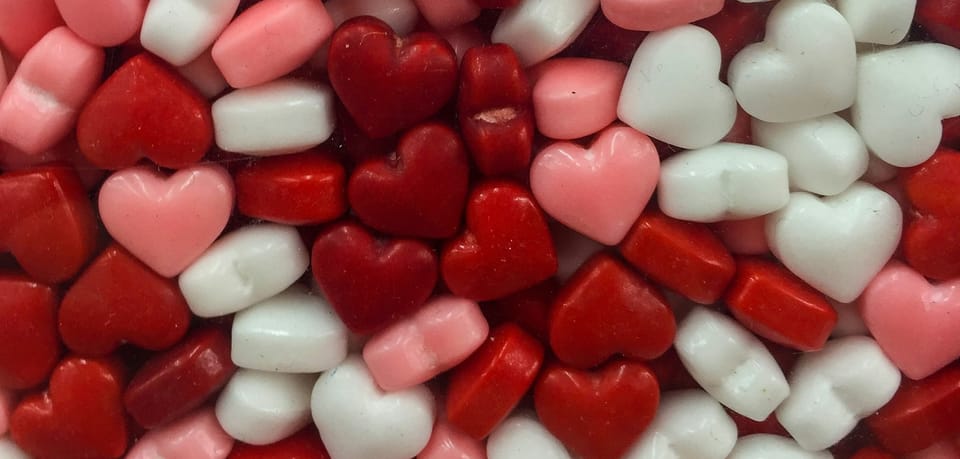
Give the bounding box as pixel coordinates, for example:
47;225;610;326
0;0;959;458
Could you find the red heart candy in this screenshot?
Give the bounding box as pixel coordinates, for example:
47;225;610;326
59;244;191;356
903;214;960;281
724;257;838;351
328;17;458;139
549;252;675;368
867;365;960;455
0;274;60;389
0;165;97;283
483;279;557;343
236;150;347;225
10;357;128;459
124;326;235;429
348;122;470;238
76;53;213;169
228;426;331;458
312;221;438;334
534;360;660;459
916;0;960;48
619;208;736;304
901;147;960;217
446;323;544;440
442;180;557;301
458;44;534;177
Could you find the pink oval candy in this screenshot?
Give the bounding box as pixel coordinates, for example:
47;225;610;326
600;0;724;32
531;57;627;140
125;408;234;459
0;0;64;59
54;0;147;46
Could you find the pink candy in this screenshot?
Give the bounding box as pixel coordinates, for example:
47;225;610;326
125;409;234;459
600;0;724;31
414;0;481;32
0;0;63;59
531;58;628;140
54;0;147;46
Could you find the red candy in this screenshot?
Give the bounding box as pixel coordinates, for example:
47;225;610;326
867;365;960;455
901;148;960;280
0;274;60;389
235;150;347;225
915;0;960;48
483;279;557;342
228;426;331;459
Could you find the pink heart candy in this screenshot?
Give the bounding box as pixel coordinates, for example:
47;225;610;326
363;296;489;391
860;261;960;380
418;422;486;459
530;125;660;245
599;0;724;31
99;164;234;277
125;408;234;459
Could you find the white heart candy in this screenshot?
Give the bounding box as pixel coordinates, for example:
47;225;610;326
625;390;738;459
835;0;915;45
0;438;30;459
140;0;241;66
658;142;790;223
766;182;902;302
675;307;790;421
491;0;599;66
752;114;869;196
617;24;736;149
179;223;309;318
487;412;571;459
312;356;434;459
729;0;857;122
776;336;901;451
215;369;316;445
851;43;960;167
727;434;833;459
232;285;348;373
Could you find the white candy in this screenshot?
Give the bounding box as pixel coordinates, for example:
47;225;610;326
625;390;738;459
487;412;572;459
752;114;868;196
851;43;960;167
776;336;901;451
232;285;349;373
835;0;915;45
551;223;602;282
215;369;316;445
324;0;419;35
675;307;790;421
213;79;337;156
727;434;833;459
658;143;790;223
312;356;434;459
617;25;737;149
766;182;902;302
729;0;857;122
141;0;241;66
178;50;228;99
179;224;309;318
0;438;30;459
491;0;599;66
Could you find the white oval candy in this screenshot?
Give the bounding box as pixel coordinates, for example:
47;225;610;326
728;434;833;459
0;438;30;459
625;390;738;459
215;369;316;445
491;0;599;66
141;0;241;66
487;412;571;459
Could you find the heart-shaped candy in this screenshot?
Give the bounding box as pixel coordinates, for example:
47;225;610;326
530;125;659;245
728;434;832;459
902;147;960;217
76;53;213;169
915;0;960;48
729;0;857;122
216;369;316;445
125;408;234;459
903;214;960;281
617;24;736;149
486;412;571;459
867;366;960;455
625;390;738;459
695;1;773;75
834;0;914;45
601;0;723;31
0;438;30;459
0;274;59;389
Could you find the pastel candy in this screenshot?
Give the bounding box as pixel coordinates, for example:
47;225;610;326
54;0;147;46
178;51;229;99
727;434;833;459
0;0;63;59
324;0;419;35
600;0;724;31
212;79;337;156
487;412;571;459
141;0;241;66
216;369;316;445
125;408;234;459
363;296;489;391
0;389;11;436
492;0;599;66
0;27;104;154
419;422;487;459
835;0;915;45
414;0;481;31
531;58;627;140
625;390;738;459
0;437;30;459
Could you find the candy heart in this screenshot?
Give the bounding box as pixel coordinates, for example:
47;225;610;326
328;16;457;138
915;0;960;48
446;323;545;440
658;142;790;223
10;357;128;459
442;180;557;301
903;214;960;281
483;280;556;342
77;53;213;169
364;296;488;391
124;327;236;429
486;412;571;459
140;0;240;66
902;147;960;217
348;122;470;239
0;274;59;389
729;0;857;122
752;114;869;196
0;166;97;284
766;182;902;302
311;221;438;335
59;244;191;356
624;390;738;459
99;164;234;277
534;360;660;459
860;262;960;380
311;356;435;459
834;0;915;45
530;57;626;140
530;125;659;245
491;0;599;66
216;369;316;445
675;307;790;421
549;252;675;368
695;0;773;74
867;366;960;455
179;223;309;318
227;426;331;458
727;434;832;459
617;25;736;149
851;43;960;167
0;438;30;459
600;0;723;31
126;408;234;459
776;336;901;451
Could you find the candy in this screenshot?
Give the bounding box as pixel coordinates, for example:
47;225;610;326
178;50;229;99
530;58;627;140
625;390;738;459
0;0;62;59
54;0;147;46
418;422;486;459
834;0;915;45
323;0;419;36
491;0;600;66
486;412;571;459
140;0;241;66
216;370;316;445
226;427;330;458
727;434;832;459
0;438;29;459
414;0;481;31
0;275;59;390
600;0;724;32
125;408;234;459
713;217;769;256
867;366;960;455
235;150;346;226
914;0;960;48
